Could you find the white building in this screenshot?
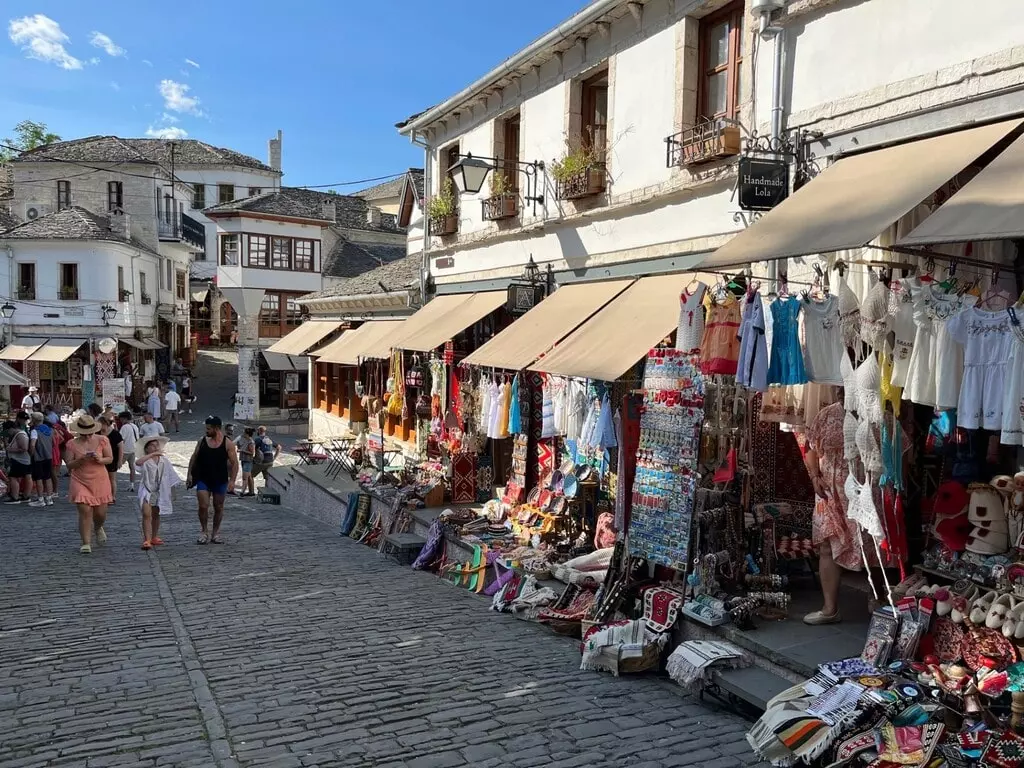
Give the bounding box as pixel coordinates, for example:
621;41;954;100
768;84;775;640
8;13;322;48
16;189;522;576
203;187;407;419
396;0;1024;295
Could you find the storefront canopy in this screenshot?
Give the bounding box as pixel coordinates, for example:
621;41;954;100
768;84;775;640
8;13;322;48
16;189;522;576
118;337;149;350
530;274;688;381
462;279;634;370
701;118;1022;270
0;341;43;361
368;291;506;356
27;338;87;362
190;283;210;303
261;350;307;371
0;360;28;387
897;130;1024;245
266;321;344;356
315;320;407;366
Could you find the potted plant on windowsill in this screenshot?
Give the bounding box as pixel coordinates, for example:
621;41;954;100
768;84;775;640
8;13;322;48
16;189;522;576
119;289;132;302
59;286;78;300
551;142;606;200
427;179;458;236
17;285;34;300
141;293;152;305
679;119;742;166
481;172;518;221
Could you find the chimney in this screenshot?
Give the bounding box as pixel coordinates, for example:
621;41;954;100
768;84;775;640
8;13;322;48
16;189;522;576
268;130;282;172
320;199;336;222
366;205;382;228
108;211;131;240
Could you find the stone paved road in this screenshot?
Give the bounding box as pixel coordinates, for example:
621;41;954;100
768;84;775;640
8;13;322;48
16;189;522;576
0;350;762;768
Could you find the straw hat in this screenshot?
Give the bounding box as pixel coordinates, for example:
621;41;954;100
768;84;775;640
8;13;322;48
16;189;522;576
68;414;101;435
137;434;169;454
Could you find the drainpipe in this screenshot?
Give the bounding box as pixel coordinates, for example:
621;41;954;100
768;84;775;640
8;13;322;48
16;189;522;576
410;129;432;306
760;10;786;285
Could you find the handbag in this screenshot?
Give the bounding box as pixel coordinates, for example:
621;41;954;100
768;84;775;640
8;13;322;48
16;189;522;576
405;354;425;389
415;395;432;419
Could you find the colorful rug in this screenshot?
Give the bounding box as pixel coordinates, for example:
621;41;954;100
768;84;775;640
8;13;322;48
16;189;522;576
750;403;815;528
451;452;477;504
642;586;685;633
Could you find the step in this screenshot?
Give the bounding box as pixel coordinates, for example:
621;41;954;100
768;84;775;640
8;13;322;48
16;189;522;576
710;665;792;712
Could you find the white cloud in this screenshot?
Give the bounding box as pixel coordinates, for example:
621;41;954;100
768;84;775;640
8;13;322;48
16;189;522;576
8;14;83;70
141;58;152;66
110;81;120;91
184;58;199;68
89;31;125;57
158;79;202;116
145;125;188;139
88;56;100;65
161;112;179;124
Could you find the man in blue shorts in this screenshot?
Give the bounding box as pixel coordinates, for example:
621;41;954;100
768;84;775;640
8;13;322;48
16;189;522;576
186;416;239;545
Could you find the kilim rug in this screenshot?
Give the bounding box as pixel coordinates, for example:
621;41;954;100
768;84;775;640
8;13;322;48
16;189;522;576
750;395;815;529
452;452;477;504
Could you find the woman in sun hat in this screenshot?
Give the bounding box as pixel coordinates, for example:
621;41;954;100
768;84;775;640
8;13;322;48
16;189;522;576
135;433;182;550
63;412;113;554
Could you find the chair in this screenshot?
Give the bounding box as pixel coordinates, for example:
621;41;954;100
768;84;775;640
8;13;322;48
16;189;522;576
325;438;357;481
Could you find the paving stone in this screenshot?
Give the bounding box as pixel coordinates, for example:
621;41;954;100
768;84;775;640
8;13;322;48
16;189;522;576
0;348;764;768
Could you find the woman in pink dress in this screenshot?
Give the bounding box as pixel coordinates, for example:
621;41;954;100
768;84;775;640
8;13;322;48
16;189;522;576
63;413;113;554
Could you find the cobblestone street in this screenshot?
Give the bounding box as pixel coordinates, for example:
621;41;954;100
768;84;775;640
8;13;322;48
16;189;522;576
0;351;760;768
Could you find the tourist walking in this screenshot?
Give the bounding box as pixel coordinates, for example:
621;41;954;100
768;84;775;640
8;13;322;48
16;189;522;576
140;412;165;439
48;411;70;492
21;386;40;412
136;433;181;550
27;412;55;507
3;414;31;504
251;426;281;488
63;413;113;554
186;416;239;545
146;382;162;420
164;383;181;433
181;371;193;414
118;411;140;491
234;427;256;497
99;416;123;504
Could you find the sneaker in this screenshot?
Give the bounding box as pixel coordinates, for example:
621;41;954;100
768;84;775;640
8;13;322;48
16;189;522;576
96;527;107;544
79;544;91;554
3;498;23;505
27;499;45;508
45;496;54;506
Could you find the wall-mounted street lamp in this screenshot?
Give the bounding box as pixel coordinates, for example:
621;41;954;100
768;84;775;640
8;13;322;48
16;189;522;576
446;153;546;216
100;303;117;325
0;302;16;320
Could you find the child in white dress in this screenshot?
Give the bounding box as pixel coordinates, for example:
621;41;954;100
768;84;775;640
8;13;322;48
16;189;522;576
136;434;182;550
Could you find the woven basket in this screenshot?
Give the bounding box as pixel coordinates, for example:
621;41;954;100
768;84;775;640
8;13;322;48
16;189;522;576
619;642;663;675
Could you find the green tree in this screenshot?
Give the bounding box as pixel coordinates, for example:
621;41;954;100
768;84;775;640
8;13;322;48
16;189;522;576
0;120;61;161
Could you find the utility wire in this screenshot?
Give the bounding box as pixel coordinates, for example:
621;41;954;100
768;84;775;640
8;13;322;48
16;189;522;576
1;142;408;194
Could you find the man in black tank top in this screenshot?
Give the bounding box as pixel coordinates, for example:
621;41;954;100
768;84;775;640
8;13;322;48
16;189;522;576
187;416;239;545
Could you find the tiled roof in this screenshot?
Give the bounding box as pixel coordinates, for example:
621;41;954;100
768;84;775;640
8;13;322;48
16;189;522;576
304;251;420;300
354;176;407;201
204;187;402;232
323;238;409;280
13;136;277;172
0;206;155;255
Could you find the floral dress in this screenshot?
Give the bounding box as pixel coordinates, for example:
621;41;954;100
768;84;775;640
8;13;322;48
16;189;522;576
806;403;862;570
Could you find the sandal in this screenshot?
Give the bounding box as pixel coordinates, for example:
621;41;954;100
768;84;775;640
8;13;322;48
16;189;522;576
211;536;223;544
150;537;164;546
141;540;152;550
196;534;209;545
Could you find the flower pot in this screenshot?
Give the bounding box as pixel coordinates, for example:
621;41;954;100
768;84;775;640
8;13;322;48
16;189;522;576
555;164;607;200
680;125;742;166
429;214;458;236
482;194;518;221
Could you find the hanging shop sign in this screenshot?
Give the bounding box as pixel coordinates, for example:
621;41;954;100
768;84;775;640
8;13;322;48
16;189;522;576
738;157;790;211
506;283;545;315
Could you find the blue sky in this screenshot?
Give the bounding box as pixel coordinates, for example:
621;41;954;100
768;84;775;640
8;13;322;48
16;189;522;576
1;1;589;189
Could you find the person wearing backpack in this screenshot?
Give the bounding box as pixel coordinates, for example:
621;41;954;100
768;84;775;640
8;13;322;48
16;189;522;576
251;425;280;488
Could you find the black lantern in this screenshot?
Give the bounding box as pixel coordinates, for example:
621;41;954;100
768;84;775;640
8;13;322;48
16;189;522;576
447;153;494;195
522;256;541;283
0;302;15;319
101;303;117;324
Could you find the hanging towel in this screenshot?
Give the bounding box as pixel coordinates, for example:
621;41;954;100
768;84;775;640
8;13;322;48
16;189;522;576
591;391;618;449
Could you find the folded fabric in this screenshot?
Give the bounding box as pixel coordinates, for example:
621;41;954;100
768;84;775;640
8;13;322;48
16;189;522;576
580;619;665;676
667;640;749;690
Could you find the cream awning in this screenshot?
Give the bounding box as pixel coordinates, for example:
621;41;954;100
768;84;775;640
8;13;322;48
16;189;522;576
702;119;1022;270
262;350;307;371
368;291;506;356
27;338;87;362
0;341;43;361
118;337;148;350
530;275;688;381
315;320;407;366
0;360;28;387
462;280;634;370
898;131;1024;245
135;338;166;350
266;321;344;356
